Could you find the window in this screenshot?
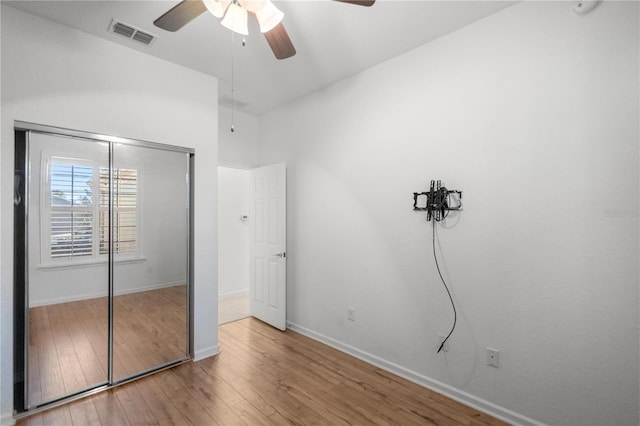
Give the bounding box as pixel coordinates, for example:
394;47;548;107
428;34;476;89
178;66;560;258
49;162;94;259
99;168;138;255
45;157;138;264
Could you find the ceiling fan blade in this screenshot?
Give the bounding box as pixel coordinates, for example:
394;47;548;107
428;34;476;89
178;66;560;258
334;0;375;6
263;23;296;60
154;0;208;32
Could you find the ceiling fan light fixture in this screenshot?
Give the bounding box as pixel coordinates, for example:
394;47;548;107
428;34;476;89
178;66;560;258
255;0;284;33
221;2;249;35
203;0;231;18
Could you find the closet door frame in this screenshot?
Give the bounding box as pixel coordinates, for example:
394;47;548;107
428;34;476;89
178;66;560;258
13;121;195;417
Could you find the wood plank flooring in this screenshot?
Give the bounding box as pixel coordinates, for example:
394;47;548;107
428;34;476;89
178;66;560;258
28;295;109;407
19;317;507;425
27;286;188;407
112;285;188;379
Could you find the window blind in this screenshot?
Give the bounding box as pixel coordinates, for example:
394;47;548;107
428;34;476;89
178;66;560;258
99;168;137;255
49;163;94;258
48;160;138;261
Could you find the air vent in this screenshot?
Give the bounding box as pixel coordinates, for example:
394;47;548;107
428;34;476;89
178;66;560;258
108;19;157;46
132;31;155;45
112;22;135;38
220;95;248;109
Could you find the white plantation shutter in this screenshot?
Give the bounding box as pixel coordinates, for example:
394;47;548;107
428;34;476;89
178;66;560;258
99;168;137;255
47;158;138;262
49;163;94;258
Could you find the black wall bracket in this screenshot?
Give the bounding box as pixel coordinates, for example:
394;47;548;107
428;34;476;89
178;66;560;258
413;180;462;221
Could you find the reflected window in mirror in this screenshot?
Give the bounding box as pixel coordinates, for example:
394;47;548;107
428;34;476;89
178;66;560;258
41;155;140;266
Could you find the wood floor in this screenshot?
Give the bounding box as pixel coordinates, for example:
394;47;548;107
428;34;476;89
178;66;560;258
19;317;507;426
28;286;188;407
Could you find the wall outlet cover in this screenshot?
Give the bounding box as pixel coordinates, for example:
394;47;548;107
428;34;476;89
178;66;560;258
487;347;500;368
347;307;355;321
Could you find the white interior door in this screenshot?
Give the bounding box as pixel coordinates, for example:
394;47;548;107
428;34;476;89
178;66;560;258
249;163;286;330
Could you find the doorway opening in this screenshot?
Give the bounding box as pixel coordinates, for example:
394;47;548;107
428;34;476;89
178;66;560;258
217;163;287;330
218;166;251;325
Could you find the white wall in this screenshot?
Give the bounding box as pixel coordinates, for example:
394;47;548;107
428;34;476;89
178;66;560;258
218;167;250;298
258;2;639;425
1;5;219;423
218;105;260;168
217;105;258;299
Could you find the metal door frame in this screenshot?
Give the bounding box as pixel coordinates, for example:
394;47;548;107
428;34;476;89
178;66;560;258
13;121;195;417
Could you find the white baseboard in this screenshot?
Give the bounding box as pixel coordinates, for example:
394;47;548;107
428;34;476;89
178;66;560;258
218;289;249;300
29;281;185;307
1;411;16;426
286;321;543;426
194;344;220;361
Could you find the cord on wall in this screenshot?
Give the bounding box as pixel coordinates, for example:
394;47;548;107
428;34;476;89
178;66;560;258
432;219;456;354
413;180;462;353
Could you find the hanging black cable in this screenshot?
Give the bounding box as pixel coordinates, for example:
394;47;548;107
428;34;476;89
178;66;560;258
413;180;462;354
433;218;457;354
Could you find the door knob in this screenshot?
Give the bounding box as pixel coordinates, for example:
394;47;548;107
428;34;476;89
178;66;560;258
273;252;286;258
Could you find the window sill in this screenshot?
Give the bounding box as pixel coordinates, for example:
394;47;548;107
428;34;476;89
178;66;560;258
37;256;146;271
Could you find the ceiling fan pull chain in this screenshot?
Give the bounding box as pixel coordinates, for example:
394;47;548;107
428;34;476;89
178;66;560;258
230;30;235;133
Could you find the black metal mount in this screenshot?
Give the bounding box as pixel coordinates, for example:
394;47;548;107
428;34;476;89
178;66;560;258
413;180;462;221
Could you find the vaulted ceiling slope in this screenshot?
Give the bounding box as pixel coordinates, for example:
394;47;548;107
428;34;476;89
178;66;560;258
6;1;516;115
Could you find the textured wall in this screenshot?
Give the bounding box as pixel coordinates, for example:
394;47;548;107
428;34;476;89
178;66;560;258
258;2;639;424
1;6;219;422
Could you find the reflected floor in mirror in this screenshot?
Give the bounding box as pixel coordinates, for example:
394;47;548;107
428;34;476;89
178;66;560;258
28;296;108;407
28;285;188;407
219;294;250;325
113;285;188;379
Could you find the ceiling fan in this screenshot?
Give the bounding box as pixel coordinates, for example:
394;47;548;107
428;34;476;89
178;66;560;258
153;0;375;60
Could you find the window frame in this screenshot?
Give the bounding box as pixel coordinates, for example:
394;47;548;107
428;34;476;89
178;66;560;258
39;154;141;267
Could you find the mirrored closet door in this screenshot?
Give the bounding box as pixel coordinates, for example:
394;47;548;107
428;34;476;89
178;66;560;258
24;132;111;408
112;144;190;381
13;122;193;414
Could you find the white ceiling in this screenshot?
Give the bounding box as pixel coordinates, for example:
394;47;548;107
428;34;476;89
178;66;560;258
6;0;517;115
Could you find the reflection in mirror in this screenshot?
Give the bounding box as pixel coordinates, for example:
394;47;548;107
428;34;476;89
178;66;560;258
15;125;192;413
112;145;189;380
27;133;109;407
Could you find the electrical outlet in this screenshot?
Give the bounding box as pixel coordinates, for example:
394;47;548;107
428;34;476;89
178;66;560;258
487;347;500;368
438;333;450;352
347;307;356;321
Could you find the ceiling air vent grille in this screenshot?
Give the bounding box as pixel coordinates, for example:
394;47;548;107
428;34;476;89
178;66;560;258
112;22;135;38
109;19;157;46
132;31;155;45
